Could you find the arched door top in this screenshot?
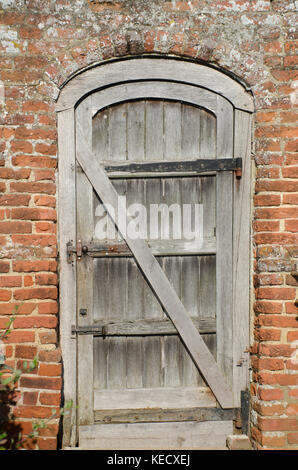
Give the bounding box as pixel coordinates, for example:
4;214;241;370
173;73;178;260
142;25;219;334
56;57;254;113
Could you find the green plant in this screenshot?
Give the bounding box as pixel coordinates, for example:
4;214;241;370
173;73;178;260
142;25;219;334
0;308;72;450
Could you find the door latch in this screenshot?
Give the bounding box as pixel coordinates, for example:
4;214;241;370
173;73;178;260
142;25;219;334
66;240;88;263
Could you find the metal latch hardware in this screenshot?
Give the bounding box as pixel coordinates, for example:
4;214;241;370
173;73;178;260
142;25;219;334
66;240;88;263
71;325;103;336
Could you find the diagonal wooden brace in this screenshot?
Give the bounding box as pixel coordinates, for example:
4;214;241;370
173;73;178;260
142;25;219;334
76;123;234;409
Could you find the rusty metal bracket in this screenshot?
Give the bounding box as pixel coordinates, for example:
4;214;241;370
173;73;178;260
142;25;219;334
67;240;88;263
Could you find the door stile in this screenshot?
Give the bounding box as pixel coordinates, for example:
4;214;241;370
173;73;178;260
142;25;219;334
233;109;252;405
76;97;95;425
216;96;234;394
57;108;78;447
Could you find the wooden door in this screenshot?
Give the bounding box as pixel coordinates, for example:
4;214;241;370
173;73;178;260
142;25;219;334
74;93;236;449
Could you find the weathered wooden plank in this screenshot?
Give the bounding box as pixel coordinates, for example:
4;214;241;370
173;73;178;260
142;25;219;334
90;81;219;118
76;123;234;408
127;101;145;161
80;238;216;257
181;104;200;159
109;103;126;161
57;58;253;112
57;108;77;447
126;337;143;389
216;96;234;386
145;100;164;161
92;108;109;161
94;386;216;410
76;97;94;426
200;109;216;159
94;406;237;424
233;110;251;405
164;102;182;160
107;337;127;390
79;420;233;450
75;317;216;336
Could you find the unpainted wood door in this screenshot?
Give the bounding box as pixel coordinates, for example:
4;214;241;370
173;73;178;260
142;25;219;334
75;96;235;449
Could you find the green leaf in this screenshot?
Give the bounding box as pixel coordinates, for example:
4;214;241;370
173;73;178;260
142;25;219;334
2;376;13;385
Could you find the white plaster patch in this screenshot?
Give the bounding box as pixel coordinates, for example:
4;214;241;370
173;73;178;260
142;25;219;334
241;15;254;25
0;26;18;41
290;80;298;105
264;15;282;26
0;0;15;8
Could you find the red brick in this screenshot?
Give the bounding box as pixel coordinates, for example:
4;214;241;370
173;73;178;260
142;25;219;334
38;302;58;314
39;363;62;377
258;387;284;401
285;220;298;232
20;376;61;390
37;437;57;450
257;287;296;300
35;143;57;156
254;301;283;314
19;27;43;39
13;316;57;329
3;330;35;343
258;417;298;431
12;155;57;169
35;273;57;286
34;170;55;182
10;182;56;195
38;330;57;344
0;261;9;273
0;221;32;233
10;140;33;154
11;207;56;221
38;349;61;363
13;260;57;272
254;194;281;206
255;328;281;342
288;331;298;342
0;168;31;180
23;392;38;405
0;276;22;287
0;194;31;206
288;433;298;445
15;405;58;419
0;289;12;301
14;287;57;300
39;392;61;406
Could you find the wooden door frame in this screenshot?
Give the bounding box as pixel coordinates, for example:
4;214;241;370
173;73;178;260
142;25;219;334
56;56;254;448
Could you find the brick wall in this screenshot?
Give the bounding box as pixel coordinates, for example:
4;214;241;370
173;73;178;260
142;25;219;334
0;0;297;450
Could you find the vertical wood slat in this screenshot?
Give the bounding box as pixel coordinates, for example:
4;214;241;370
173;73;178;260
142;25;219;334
233;109;251;406
57;108;77;447
216;96;234;389
164;102;182;160
145;100;164;161
76;97;94;425
127;101;145;161
181;104;200;159
109;103;127;161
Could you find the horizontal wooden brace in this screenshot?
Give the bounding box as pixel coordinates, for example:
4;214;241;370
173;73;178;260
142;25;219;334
94;407;237;424
72;317;216;337
102;158;242;178
79;239;216;258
